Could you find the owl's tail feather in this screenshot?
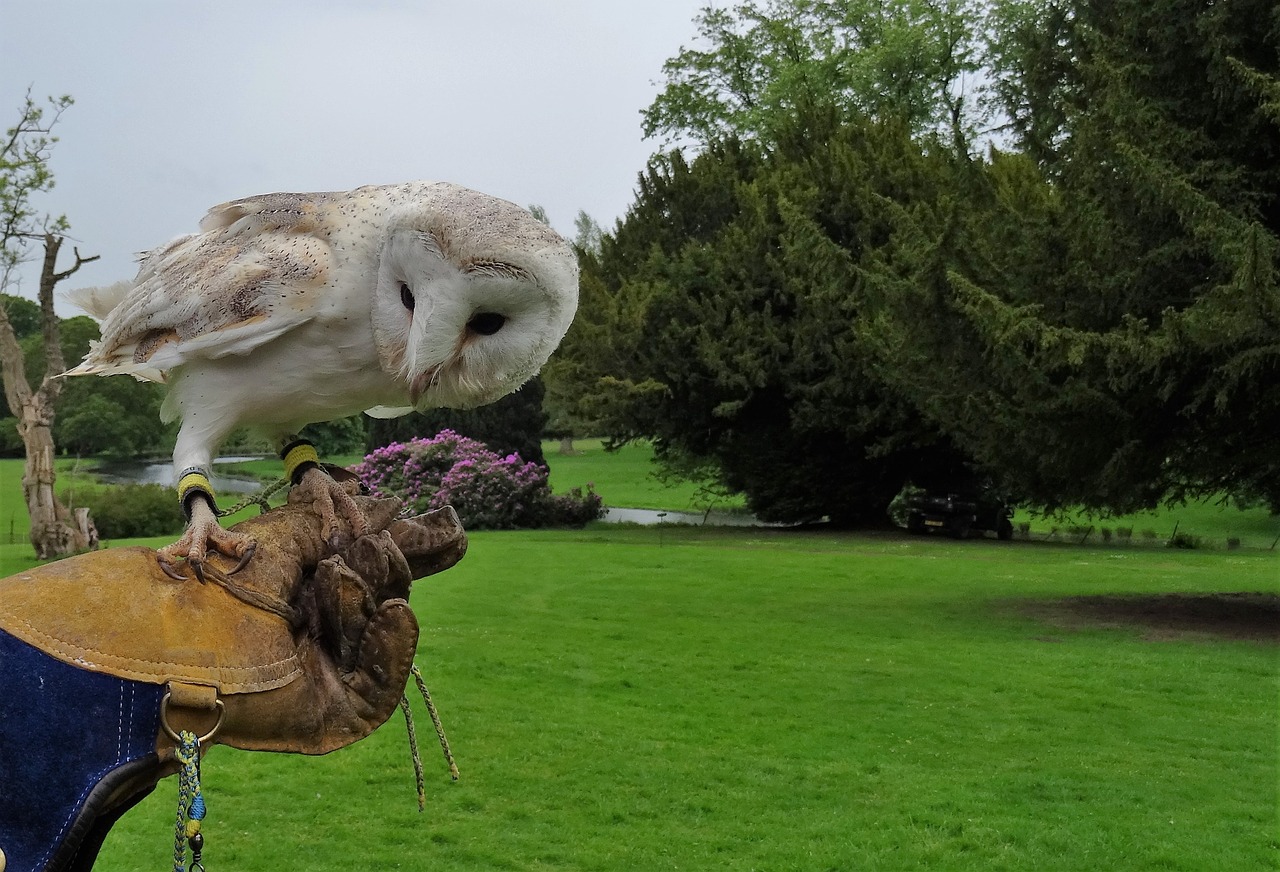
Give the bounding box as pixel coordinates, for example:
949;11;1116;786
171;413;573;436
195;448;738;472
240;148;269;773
63;281;132;321
59;345;165;384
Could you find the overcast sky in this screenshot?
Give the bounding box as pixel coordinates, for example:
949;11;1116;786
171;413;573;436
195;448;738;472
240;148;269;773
1;0;706;306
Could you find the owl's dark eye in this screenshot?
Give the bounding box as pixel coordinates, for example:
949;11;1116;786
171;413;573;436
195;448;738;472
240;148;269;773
467;312;506;336
399;282;415;312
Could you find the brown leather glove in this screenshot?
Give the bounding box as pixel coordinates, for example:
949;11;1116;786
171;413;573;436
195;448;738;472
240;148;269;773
0;494;465;762
0;494;465;865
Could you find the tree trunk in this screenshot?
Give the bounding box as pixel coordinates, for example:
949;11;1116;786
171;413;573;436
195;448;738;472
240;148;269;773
21;406;92;558
0;233;100;559
558;436;577;455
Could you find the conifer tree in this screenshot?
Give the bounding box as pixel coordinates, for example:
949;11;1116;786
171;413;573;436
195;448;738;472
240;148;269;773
880;0;1280;510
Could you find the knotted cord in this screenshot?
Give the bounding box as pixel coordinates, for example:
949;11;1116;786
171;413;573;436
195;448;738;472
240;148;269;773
173;730;208;872
412;665;460;782
400;664;460;811
214;476;290;519
399;695;427;812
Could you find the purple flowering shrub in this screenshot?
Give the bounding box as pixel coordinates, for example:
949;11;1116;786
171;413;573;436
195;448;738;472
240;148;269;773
352;429;603;529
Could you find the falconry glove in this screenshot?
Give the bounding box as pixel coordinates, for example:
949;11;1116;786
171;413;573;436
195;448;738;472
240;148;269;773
0;493;466;872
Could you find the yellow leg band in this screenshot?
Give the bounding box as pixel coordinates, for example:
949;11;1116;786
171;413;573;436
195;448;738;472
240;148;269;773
281;440;320;483
177;471;212;503
176;468;216;519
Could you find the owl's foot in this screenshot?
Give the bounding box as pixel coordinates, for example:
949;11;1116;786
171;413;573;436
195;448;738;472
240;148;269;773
289;465;371;551
157;496;257;582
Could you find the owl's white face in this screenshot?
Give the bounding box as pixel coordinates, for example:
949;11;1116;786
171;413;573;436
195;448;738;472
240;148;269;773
369;200;579;410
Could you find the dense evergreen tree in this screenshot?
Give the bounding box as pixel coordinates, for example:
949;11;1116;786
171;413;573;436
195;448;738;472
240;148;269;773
886;0;1280;511
542;212;611;449
572;1;1279;519
578;117;977;524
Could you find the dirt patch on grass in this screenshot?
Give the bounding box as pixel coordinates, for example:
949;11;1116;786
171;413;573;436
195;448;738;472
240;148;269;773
1018;593;1280;643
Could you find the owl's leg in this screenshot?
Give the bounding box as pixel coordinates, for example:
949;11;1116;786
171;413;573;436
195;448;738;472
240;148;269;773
280;437;371;551
156;485;257;582
157;411;256;581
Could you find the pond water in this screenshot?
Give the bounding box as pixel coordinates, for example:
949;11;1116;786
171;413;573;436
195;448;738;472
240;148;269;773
94;457;268;495
93;461;773;526
600;506;769;527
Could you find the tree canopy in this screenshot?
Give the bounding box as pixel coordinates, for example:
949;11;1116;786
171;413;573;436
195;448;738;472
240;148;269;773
559;0;1279;521
904;0;1280;511
643;0;987;152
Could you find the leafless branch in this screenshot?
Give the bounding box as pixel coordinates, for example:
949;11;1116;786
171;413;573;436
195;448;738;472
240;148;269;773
52;244;100;283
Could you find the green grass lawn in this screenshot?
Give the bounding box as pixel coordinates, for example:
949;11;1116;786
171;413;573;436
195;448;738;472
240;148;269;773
542;438;747;514
0;449;1277;868
76;527;1276;871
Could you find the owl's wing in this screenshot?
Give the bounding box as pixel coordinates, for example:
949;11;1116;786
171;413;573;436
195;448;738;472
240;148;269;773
70;192;346;383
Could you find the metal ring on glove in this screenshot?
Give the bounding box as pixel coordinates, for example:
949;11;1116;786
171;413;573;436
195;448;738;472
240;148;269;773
159;692;226;744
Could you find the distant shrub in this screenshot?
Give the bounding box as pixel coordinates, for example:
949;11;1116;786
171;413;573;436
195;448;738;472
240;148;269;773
353;430;603;530
64;483;183;539
886;485;924;528
1115;526;1133;544
301;415;366;456
1226;537;1241;551
1099;527;1113;543
1167;532;1204;550
547;485;608;527
1140;529;1158;542
1016;521;1032;538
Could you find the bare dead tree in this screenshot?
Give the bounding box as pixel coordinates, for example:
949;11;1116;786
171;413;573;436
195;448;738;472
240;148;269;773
1;89;99;557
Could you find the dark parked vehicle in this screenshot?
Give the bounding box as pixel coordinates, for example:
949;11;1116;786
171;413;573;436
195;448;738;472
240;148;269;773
905;491;1014;540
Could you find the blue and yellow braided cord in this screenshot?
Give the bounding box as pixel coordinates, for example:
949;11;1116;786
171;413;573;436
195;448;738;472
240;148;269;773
173;730;206;872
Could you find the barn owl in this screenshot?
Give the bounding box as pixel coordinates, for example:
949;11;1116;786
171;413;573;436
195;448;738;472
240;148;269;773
66;181;578;580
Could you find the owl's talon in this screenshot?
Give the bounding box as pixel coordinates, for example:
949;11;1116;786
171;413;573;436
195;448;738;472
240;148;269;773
229;542;256;575
291;466;372;553
157;497;257;582
158;558;188;582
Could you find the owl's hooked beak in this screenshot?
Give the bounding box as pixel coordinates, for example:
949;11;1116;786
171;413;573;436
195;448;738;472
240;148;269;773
409;365;442;406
